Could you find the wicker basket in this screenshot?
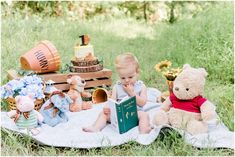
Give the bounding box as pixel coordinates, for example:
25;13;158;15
6;97;44;111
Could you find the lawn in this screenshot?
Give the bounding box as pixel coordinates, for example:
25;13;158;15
1;2;234;156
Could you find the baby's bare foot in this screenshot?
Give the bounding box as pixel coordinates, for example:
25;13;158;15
139;125;153;134
82;126;100;132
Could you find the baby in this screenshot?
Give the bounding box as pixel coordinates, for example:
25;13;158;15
83;53;152;134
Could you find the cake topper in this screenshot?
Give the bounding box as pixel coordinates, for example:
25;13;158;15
79;35;90;46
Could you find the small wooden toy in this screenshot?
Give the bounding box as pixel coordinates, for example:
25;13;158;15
67;75;92;112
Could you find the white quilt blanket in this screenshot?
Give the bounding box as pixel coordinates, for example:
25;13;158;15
1;88;234;149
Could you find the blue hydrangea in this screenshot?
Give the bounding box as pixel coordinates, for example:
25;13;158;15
0;86;14;99
0;75;45;99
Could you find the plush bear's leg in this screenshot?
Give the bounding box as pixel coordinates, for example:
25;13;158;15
70;103;82;112
186;119;208;135
153;110;169;126
168;109;188;129
82;101;92;110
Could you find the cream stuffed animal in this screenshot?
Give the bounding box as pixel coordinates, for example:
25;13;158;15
154;64;218;135
7;95;44;135
67;75;92;112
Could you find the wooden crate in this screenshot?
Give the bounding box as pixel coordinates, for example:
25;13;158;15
7;68;112;91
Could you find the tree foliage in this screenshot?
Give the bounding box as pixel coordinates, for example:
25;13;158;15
1;1;217;24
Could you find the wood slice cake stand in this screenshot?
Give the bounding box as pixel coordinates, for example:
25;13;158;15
71;58;99;66
70;64;103;73
70;58;103;73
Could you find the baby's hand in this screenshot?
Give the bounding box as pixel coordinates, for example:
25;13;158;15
103;107;110;115
123;84;135;96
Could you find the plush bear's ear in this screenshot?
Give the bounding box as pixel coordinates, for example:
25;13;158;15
183;64;191;70
67;78;72;84
28;93;34;99
15;95;21;104
199;68;208;77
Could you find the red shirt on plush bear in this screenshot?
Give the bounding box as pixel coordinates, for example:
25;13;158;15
170;93;207;113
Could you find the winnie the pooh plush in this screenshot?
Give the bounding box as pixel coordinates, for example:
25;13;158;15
154;64;218;135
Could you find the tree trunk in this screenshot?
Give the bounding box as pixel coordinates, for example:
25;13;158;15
169;2;176;23
143;1;148;22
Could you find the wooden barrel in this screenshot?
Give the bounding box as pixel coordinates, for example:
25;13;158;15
92;88;109;104
20;40;61;73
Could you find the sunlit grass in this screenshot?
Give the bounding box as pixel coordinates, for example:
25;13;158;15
89;17;156;39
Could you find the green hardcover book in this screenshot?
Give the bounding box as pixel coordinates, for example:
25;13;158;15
109;96;138;134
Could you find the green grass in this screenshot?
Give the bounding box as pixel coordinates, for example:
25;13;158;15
1;2;234;156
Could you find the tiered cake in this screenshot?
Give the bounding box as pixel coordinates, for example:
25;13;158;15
70;35;103;73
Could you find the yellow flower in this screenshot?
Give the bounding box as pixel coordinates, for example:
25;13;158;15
154;60;172;72
154;60;182;81
162;68;182;81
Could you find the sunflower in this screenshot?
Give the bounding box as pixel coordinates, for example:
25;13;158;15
154;60;172;72
162;68;182;81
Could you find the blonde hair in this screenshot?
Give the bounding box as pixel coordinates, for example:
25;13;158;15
114;53;140;73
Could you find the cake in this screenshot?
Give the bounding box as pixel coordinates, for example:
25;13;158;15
74;44;94;60
70;35;103;73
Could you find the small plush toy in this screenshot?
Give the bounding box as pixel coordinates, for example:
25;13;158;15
153;64;218;135
40;91;72;127
7;95;44;135
67;75;92;112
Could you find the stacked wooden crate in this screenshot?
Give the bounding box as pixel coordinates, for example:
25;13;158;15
7;69;112;92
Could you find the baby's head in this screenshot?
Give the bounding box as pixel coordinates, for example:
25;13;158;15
115;53;140;85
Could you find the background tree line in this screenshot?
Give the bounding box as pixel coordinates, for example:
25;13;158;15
1;1;218;24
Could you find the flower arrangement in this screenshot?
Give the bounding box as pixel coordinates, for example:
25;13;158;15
0;75;45;99
155;60;182;81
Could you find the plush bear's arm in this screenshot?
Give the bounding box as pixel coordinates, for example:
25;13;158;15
200;100;217;122
34;110;44;123
161;97;172;111
81;91;91;98
7;110;17;118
